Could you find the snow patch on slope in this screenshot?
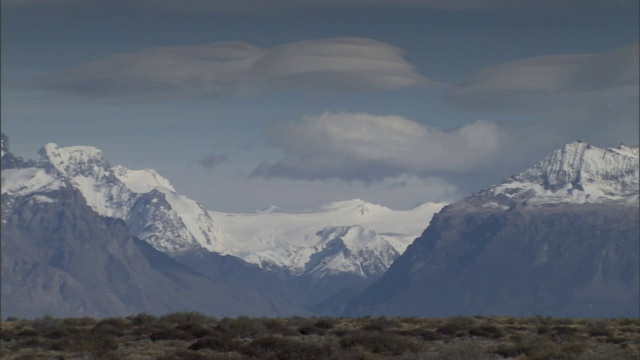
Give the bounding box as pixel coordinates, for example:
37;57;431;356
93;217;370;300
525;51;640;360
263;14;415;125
1;168;65;196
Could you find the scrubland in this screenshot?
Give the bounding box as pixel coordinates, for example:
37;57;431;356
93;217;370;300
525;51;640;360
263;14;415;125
1;313;638;359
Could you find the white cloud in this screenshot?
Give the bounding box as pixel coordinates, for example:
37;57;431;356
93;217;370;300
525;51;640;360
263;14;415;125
30;38;436;101
253;111;504;181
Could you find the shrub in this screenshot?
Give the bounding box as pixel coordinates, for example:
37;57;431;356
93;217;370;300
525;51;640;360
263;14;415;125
128;313;157;325
261;318;298;336
313;318;335;329
31;315;64;331
44;327;76;339
9;337;47;351
91;322;125;337
587;320;613;337
150;326;194;341
436;316;478;336
468;323;505;338
422;330;446;341
242;336;332;360
188;336;242;352
552;325;578;336
63;316;98;327
158;311;213;325
536;325;551;334
158;349;208;360
16;328;38;337
215;317;266;338
95;317;129;330
340;331;424;355
299;326;326;335
0;328;15;341
438;340;492;360
362;316;398;331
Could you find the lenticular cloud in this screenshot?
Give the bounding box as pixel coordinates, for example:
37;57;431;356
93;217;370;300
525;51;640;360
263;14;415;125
32;38;435;101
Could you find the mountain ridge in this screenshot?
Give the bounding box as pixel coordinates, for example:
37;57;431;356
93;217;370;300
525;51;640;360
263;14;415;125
344;141;640;318
2;135;446;280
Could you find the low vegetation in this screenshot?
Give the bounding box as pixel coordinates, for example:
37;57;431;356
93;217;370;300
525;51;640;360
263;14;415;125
1;314;638;359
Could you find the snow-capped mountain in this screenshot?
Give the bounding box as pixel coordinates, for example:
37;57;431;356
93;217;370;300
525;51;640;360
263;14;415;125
209;200;446;277
474;141;639;208
1;135;445;279
346;141;640;318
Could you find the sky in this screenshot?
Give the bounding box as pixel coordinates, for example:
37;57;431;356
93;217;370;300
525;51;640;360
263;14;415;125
2;0;639;213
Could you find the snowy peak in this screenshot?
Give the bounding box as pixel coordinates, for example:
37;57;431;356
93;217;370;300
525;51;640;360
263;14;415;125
39;143;110;178
113;165;176;194
520;141;638;192
481;142;639;207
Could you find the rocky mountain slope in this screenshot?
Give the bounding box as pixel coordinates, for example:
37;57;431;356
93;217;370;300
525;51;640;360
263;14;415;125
0;144;286;318
345;142;640;318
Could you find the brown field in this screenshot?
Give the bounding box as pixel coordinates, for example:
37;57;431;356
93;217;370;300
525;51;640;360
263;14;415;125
1;313;638;359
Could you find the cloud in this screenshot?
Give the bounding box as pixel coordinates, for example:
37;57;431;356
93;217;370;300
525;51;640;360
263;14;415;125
446;43;639;113
446;42;639;151
30;38;436;101
253;111;504;182
198;153;229;170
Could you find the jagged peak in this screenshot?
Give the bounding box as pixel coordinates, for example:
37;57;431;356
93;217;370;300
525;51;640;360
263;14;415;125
38;143;109;177
478;141;639;207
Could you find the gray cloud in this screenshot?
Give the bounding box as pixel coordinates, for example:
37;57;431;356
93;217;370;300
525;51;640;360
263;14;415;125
447;43;639;113
198;153;229;170
30;38;436;101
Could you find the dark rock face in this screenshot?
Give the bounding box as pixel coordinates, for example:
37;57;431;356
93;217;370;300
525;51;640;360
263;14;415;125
345;203;640;318
0;187;278;319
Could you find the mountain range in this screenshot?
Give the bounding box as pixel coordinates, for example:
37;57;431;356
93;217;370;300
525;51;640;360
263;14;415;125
1;135;638;318
0;133;444;317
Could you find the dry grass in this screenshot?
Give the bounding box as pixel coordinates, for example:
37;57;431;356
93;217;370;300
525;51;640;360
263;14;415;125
1;314;638;359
